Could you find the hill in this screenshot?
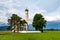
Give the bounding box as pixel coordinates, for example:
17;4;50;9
0;21;60;30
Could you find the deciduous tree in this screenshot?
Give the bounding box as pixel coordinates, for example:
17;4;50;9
32;13;46;32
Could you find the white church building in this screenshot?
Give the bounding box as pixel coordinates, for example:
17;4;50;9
11;8;29;32
11;8;40;33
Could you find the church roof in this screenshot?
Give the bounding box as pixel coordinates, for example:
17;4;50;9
21;20;27;24
23;20;27;24
25;8;28;11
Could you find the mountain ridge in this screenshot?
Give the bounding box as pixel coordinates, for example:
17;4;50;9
0;21;60;30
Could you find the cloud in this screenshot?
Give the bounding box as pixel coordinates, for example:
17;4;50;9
0;0;60;24
0;5;8;23
38;0;60;12
44;6;60;21
29;6;60;23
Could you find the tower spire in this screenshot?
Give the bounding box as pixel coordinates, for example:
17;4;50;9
25;8;29;23
25;8;29;31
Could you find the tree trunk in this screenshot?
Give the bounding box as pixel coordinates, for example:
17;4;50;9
41;27;43;32
35;27;38;31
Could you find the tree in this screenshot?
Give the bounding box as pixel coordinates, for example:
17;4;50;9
8;14;22;32
32;13;46;32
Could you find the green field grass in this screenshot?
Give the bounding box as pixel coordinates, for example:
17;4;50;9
0;31;60;40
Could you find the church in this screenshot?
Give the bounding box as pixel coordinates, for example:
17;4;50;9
11;8;29;32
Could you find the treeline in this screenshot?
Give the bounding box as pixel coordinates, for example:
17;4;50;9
44;29;60;31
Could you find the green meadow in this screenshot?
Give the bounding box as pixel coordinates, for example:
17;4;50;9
0;31;60;40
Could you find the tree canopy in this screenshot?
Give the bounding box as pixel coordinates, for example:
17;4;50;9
8;14;28;32
32;13;46;32
8;14;22;32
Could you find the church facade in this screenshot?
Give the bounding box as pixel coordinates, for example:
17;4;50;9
11;9;29;32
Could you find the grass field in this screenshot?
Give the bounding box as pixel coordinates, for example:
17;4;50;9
0;31;60;40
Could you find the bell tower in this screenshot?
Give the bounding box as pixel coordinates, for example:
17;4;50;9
25;8;29;30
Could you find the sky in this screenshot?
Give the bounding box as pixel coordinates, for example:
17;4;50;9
0;0;60;24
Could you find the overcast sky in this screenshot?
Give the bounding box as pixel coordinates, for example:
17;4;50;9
0;0;60;24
